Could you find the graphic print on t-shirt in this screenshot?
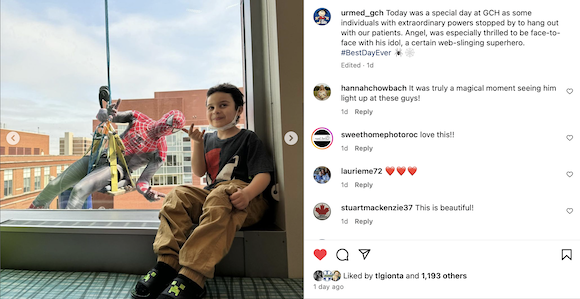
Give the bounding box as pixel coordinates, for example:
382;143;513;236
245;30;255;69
205;147;240;184
216;155;239;182
205;148;221;183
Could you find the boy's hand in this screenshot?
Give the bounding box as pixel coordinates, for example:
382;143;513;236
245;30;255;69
229;188;251;210
188;123;205;144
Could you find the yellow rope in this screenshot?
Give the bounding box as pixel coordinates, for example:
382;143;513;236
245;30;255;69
106;123;135;191
113;130;134;189
108;131;118;192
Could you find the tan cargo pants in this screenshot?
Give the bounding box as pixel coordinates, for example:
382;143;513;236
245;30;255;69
153;179;268;287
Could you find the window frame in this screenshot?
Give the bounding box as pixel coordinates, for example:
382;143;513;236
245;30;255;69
44;166;50;187
1;0;270;214
34;167;41;190
4;169;13;197
0;0;291;274
23;168;31;193
1;2;269;212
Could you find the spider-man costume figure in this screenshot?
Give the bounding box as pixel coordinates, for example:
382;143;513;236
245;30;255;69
29;105;185;209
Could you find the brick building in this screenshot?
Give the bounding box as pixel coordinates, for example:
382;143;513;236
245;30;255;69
1;129;49;156
0;129;82;209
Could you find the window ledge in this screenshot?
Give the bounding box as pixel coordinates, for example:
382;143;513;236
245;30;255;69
0;209;161;235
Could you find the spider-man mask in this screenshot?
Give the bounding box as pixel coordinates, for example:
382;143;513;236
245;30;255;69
149;110;185;138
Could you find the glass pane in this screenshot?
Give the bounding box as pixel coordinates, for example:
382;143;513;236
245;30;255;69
1;1;243;210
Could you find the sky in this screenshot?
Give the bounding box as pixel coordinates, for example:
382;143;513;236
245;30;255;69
1;0;243;155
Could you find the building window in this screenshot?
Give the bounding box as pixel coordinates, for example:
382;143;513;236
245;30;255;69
44;166;50;186
4;170;13;196
9;148;16;155
0;147;5;155
34;167;41;190
167;155;177;166
23;168;31;192
3;1;244;209
184;174;192;184
25;148;32;155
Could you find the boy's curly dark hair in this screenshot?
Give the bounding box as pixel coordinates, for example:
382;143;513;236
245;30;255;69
207;83;244;109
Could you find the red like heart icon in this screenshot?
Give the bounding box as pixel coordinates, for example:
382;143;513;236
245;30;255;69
396;166;406;175
386;166;395;175
408;166;417;175
314;249;327;260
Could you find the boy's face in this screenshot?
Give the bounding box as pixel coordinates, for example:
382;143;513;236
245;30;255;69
206;92;242;128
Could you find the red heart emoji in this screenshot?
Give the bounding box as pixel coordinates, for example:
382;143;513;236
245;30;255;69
397;166;406;175
386;166;395;175
314;249;327;260
408;166;417;175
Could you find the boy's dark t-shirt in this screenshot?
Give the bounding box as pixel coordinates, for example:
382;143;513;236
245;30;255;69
203;129;273;190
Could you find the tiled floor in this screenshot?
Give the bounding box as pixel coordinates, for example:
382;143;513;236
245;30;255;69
0;269;303;299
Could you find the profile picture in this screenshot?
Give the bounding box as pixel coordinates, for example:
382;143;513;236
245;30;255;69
313;83;331;101
313;270;323;281
314;8;330;25
313;166;331;184
322;270;334;281
311;127;333;149
314;203;331;220
332;270;341;281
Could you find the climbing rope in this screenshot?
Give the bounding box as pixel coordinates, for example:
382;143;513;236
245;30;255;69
85;0;134;193
104;0;112;107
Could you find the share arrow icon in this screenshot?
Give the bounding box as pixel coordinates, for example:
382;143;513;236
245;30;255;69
359;249;371;260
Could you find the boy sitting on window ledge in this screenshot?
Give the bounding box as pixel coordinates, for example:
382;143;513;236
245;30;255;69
132;83;274;299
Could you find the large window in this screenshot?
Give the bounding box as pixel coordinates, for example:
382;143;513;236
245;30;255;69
166;155;180;167
4;170;13;197
1;1;244;210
